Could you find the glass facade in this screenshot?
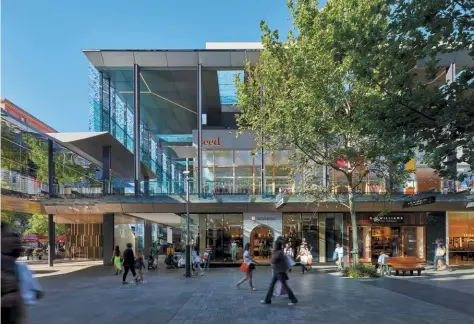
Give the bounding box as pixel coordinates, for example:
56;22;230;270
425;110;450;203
114;214;145;254
197;150;292;195
347;213;428;264
448;211;474;265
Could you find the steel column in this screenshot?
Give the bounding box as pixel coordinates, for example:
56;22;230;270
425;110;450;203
260;86;265;195
134;64;141;196
197;63;202;197
48;215;55;267
102;145;112;195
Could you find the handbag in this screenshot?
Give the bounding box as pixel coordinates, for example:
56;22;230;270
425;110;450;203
437;248;446;257
307;255;313;265
286;255;296;268
332;251;338;260
300;255;308;265
240;263;249;272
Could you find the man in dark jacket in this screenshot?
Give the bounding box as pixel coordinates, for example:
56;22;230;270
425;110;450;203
122;243;137;284
1;221;24;323
261;237;298;306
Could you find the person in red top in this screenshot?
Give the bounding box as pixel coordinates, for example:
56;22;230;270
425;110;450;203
203;245;212;269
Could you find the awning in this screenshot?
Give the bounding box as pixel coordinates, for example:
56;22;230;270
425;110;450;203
47;132;156;182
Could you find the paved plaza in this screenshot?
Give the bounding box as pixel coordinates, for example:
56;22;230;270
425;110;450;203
28;265;474;324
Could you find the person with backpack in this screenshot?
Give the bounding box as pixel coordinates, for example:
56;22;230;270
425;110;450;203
122;243;137;284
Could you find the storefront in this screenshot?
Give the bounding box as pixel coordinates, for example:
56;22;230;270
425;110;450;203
182;212;344;264
346;212;446;264
447;211;474;265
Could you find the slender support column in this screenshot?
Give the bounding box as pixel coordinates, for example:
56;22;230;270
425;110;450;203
102;145;112;195
134;64;141;196
260;86;265;195
184;171;191;277
103;214;114;266
319;214;327;263
197;63;202;197
144;220;152;258
144;176;150;196
47;139;55;267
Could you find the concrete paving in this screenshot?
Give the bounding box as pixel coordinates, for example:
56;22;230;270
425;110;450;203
28;265;474;324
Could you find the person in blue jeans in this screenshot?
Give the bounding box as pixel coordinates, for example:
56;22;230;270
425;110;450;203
433;239;452;271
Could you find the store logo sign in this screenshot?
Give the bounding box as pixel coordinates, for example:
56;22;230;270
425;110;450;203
202;137;220;146
251;215;276;222
369;216;404;224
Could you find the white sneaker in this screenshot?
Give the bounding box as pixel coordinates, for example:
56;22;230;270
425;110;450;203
200;273;204;276
142;280;147;284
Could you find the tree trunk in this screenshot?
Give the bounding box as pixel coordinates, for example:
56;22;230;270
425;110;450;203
348;182;359;267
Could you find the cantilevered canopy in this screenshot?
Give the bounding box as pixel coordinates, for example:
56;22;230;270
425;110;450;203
47;132;156;182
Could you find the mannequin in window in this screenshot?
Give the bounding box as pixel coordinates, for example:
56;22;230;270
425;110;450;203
231;240;237;262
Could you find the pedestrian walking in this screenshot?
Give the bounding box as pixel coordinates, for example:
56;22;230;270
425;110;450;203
135;250;146;283
333;243;344;271
112;245;122;275
192;246;204;276
122;243;137;284
284;243;294;272
433;239;452;271
236;243;257;291
1;221;25;324
296;245;310;274
203;245;212;269
261;238;298;306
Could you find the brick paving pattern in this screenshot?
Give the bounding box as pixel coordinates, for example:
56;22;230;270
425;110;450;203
28;266;474;324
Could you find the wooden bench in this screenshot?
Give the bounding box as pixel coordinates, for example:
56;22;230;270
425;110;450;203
387;257;425;276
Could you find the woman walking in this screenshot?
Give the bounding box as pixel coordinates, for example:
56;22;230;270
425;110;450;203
236;243;257;291
192;246;204;276
296;245;310;274
261;238;298;306
111;245;122;275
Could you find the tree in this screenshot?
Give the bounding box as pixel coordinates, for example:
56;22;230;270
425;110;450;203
1;210;32;234
236;0;412;266
355;0;474;182
25;214;66;236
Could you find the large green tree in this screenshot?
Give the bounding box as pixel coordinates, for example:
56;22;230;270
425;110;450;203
1;210;32;234
354;1;474;182
236;0;412;265
25;214;66;236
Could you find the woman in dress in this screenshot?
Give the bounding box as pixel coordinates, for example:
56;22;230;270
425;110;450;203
236;243;257;291
111;245;122;275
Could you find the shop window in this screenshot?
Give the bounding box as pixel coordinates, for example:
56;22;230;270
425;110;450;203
403;226;425;259
274;151;289;165
214;151;233;166
448;211;474;265
206;215;224;261
235;150;253;165
202;151;214;166
223;214;243;262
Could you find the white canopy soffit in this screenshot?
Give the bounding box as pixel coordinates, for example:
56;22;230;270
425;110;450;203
127;213;182;227
82;49;261;69
47;132;156;181
169;146;196;159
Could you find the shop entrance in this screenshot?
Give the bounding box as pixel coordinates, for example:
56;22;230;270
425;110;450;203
250;225;274;263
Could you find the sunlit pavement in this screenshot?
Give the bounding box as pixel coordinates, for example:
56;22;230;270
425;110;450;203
28;265;474;324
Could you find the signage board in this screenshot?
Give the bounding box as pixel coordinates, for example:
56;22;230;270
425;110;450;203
275;194;289;209
466;202;474;209
403;196;436;208
192;129;257;149
369;215;404;224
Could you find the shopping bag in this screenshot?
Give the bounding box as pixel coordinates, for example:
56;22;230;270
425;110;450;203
332;251;338;260
286;256;296;268
300;255;308;265
307;255;313;265
240;263;249;272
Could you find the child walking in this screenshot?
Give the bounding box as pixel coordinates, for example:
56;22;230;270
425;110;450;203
135;250;146;283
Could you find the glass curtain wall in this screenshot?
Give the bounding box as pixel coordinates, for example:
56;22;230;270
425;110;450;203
199;150;291;195
283;213;319;261
114;214;145;254
204;214;243;263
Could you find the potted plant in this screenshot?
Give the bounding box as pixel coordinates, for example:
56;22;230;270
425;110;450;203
33;248;43;260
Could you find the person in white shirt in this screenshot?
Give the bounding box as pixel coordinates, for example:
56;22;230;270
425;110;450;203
334;244;344;271
378;251;390;275
16;261;44;318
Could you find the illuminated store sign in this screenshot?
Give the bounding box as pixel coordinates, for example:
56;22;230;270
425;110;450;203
202;137;221;146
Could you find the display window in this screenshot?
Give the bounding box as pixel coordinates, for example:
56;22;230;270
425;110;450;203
448;211;474;265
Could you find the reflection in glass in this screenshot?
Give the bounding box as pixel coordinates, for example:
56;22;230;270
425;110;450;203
235;150;253;165
448;211;474;265
207;214;224;261
223;214;243;262
214;151;233;166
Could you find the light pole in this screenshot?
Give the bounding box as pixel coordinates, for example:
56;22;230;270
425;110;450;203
183;170;191;277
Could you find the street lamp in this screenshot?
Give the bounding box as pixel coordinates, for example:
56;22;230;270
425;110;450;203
183;170;191;277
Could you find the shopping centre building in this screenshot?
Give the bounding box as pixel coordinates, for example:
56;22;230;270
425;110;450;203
2;43;473;266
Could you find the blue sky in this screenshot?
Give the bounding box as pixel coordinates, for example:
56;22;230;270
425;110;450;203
1;0;296;132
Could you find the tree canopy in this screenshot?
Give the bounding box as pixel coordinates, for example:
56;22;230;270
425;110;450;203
236;0;414;265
